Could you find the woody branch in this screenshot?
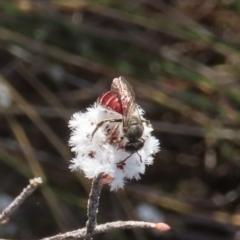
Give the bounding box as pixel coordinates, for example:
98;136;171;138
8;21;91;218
0;177;42;224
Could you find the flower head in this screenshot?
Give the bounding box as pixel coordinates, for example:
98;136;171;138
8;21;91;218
69;77;160;190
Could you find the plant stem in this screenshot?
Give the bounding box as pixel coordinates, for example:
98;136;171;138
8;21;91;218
85;173;103;240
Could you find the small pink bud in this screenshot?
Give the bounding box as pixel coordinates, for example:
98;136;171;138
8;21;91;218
154;223;171;231
102;175;114;185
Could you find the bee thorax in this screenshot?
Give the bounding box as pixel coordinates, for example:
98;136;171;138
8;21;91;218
126;124;143;140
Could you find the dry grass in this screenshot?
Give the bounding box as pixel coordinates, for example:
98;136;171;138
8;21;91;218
0;1;240;239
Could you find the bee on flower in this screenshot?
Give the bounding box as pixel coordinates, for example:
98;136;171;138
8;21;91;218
69;76;160;190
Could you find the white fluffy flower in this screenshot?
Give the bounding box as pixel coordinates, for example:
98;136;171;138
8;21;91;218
69;102;160;191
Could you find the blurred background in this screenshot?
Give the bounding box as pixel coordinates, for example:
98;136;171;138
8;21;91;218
1;0;240;239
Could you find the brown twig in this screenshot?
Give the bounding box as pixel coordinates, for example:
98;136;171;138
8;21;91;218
85;173;103;240
41;220;170;240
0;177;42;224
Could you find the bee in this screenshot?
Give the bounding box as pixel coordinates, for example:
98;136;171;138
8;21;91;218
93;76;146;163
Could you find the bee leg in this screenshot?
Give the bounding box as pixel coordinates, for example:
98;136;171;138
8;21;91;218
91;118;122;139
136;151;142;162
117;152;134;167
106;124;121;143
117;150;142;168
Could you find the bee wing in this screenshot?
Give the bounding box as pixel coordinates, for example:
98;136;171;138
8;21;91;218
111;76;135;115
111;77;142;127
124;99;143;127
111;76;135;97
